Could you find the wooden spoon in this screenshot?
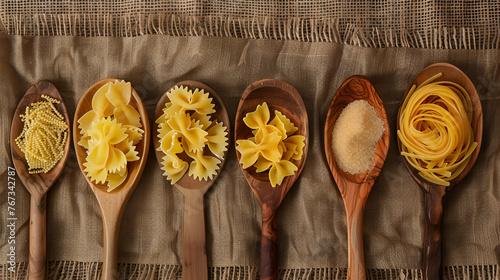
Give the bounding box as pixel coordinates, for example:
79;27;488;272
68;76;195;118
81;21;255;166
10;81;71;280
153;81;230;280
396;63;483;280
235;79;309;280
73;79;150;280
324;76;390;280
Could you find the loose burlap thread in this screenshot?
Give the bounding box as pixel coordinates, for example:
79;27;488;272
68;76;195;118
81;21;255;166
1;1;500;48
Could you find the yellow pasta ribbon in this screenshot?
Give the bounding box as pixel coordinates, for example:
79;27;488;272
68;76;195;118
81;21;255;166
397;74;477;186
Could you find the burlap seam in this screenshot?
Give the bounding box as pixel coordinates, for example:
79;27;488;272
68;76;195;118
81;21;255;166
2;13;500;49
1;262;499;279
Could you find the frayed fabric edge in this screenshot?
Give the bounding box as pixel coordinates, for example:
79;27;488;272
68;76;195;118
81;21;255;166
0;263;499;280
2;13;500;49
0;10;7;36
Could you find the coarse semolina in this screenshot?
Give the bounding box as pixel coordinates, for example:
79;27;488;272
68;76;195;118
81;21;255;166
331;100;384;174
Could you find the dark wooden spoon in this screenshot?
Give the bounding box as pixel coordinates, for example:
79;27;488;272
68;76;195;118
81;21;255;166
74;79;150;280
153;81;230;280
10;81;71;280
396;63;483;280
235;79;309;280
324;76;390;280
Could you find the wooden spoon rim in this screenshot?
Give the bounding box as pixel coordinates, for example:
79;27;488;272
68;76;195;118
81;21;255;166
396;62;483;191
10;81;71;199
324;75;391;189
153;80;230;192
73;78;151;198
234;79;309;209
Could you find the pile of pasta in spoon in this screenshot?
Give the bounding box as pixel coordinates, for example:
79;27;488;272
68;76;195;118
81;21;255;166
156;85;228;184
236;102;305;187
397;73;478;186
15;95;68;174
77;80;144;192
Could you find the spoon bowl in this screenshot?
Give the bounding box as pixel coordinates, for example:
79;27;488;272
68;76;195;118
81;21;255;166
74;79;150;280
396;63;483;280
235;79;309;280
153;81;230;280
10;81;71;280
324;76;390;280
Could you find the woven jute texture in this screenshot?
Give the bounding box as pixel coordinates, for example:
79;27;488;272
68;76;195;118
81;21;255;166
0;35;499;279
1;1;500;48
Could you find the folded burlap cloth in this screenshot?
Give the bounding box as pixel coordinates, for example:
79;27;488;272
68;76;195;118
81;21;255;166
0;1;499;280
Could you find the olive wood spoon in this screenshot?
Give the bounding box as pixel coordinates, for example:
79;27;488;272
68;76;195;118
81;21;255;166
74;79;150;280
235;79;309;280
153;81;230;280
396;63;483;280
10;81;71;280
324;76;390;280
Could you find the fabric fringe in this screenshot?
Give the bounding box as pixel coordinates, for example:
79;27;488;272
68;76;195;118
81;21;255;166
0;11;6;36
0;263;499;279
2;13;500;49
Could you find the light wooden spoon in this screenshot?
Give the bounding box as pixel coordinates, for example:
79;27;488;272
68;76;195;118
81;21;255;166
153;81;230;280
396;63;483;280
324;76;390;280
10;81;71;280
235;79;309;280
73;79;150;280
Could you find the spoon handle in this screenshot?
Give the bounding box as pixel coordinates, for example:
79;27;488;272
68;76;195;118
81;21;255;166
101;208;121;280
423;186;446;280
260;211;278;280
345;197;367;280
182;189;208;280
28;195;47;280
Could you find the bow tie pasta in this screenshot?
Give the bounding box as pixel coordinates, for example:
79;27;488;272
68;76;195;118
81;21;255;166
156;85;228;184
77;80;144;192
236;102;305;187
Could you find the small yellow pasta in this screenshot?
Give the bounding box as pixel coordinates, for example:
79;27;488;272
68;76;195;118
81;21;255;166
161;153;189;183
206;122;229;158
156;85;228;184
15;95;68;174
78;80;144;192
269;160;298;187
186;149;221;181
236;132;283;168
165;86;216;116
236;102;305;187
167;112;208;153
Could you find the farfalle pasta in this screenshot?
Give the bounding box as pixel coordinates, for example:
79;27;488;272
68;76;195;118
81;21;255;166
156;85;228;184
77;80;144;192
236;102;305;187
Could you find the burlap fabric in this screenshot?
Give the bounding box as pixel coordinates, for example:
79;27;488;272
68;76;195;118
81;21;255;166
0;1;499;280
1;1;500;48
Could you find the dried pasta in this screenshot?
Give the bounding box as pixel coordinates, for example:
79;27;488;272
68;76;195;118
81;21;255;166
77;80;143;192
15;95;68;174
236;102;305;187
156;85;228;184
397;73;477;186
